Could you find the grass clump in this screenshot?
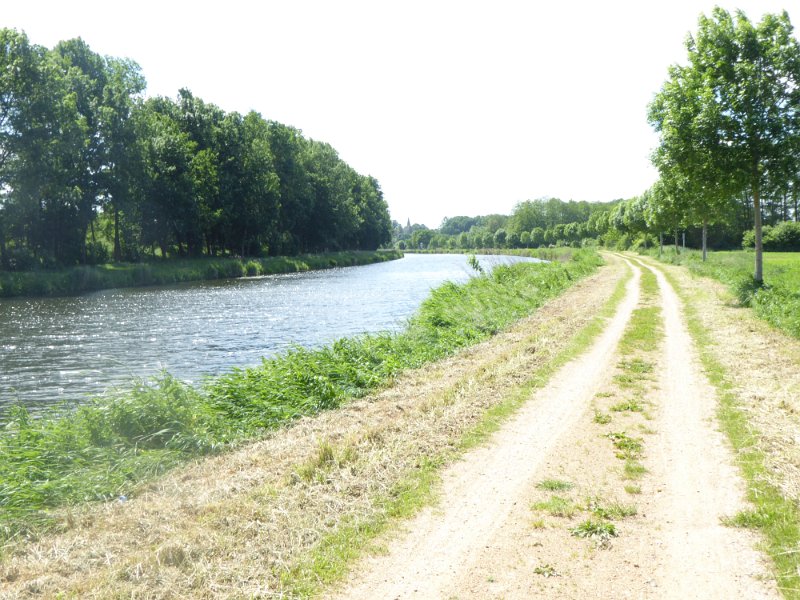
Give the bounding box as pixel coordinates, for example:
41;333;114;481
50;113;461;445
618;307;662;354
623;460;647;480
536;479;574;492
0;250;603;542
618;358;654;374
590;501;637;520
611;399;644;413
593;411;612;424
532;495;578;518
533;564;559;577
605;432;644;460
570;518;617;542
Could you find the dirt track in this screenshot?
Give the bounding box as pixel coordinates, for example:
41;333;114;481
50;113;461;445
331;256;778;599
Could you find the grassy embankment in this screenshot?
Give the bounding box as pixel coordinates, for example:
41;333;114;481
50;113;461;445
404;247;576;261
0;249;602;545
0;249;402;298
640;248;800;339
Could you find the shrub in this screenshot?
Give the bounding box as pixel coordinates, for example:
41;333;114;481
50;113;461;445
743;222;800;252
245;260;261;276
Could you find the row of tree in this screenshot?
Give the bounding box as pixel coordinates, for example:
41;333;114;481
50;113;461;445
0;30;392;270
395;8;800;283
646;8;800;281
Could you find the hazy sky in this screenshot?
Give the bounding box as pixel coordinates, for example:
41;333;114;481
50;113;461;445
4;1;797;227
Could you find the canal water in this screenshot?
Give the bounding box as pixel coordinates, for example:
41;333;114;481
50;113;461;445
0;254;541;412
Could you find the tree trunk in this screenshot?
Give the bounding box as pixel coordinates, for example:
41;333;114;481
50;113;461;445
113;205;121;262
674;229;679;255
702;220;708;262
659;232;663;257
754;181;763;283
0;226;7;270
794;183;798;222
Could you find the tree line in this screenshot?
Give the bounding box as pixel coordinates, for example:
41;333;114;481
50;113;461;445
0;30;392;270
395;8;800;284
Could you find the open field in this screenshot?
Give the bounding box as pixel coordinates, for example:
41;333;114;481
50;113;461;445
644;249;800;339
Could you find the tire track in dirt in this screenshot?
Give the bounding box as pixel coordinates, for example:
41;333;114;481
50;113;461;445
636;257;777;599
330;257;779;599
329;261;641;599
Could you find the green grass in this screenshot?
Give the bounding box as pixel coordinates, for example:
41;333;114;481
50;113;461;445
570;518;617;541
588;500;637;520
617;307;662;354
653;263;800;598
618;358;654;374
532;495;579;518
536;479;574;492
641;248;800;339
610;399;644;413
605;432;644;460
593;410;612;424
623;460;647;480
0;250;603;544
0;250;403;298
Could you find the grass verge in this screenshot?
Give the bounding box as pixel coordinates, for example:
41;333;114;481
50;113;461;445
639;247;800;340
280;258;632;595
650;260;800;598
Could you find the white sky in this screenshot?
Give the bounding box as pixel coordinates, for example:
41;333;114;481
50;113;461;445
4;1;797;227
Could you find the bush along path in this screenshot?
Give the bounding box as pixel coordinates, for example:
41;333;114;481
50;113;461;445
332;255;778;599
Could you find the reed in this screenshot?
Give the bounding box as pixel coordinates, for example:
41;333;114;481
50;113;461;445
0;250;403;298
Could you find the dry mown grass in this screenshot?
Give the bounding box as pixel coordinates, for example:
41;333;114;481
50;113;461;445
653;262;800;503
0;259;626;599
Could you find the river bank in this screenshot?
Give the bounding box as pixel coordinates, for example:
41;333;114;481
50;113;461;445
0;249;601;546
0;250;403;298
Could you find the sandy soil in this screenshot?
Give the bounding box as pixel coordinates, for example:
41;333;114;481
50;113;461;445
330;257;778;600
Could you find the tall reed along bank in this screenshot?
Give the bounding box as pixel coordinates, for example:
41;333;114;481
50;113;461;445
0;250;403;298
0;249;601;542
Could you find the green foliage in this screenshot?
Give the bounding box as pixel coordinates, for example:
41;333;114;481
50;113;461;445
570;518;617;541
536;479;574;492
644;249;800;340
0;30;392;272
743;222;800;252
605;431;644;460
648;8;800;279
0;251;601;539
532;495;578;518
0;250;402;297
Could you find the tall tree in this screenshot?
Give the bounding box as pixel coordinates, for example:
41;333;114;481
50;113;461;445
651;8;800;280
